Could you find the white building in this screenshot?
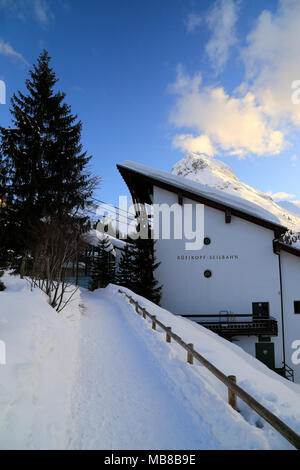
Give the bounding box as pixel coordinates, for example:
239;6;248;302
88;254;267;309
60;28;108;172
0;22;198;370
66;231;127;288
118;159;300;384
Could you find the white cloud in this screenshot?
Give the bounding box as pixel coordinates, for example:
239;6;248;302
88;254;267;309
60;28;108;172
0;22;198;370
33;0;54;25
242;0;300;127
205;0;239;72
185;13;202;33
0;0;54;25
168;65;202;95
267;191;296;201
0;39;28;65
170;0;300;158
173;134;215;156
291;154;297;166
169;67;285;157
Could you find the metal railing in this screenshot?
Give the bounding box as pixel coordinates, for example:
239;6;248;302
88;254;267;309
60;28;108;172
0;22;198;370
181;314;278;337
118;289;300;450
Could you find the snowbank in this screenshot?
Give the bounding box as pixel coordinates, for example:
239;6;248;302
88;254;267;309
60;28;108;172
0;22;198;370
0;273;82;450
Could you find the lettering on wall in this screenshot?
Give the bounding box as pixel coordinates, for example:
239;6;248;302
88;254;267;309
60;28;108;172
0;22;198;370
176;254;239;261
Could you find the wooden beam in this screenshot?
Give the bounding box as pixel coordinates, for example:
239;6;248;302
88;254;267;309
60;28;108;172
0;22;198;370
225;210;232;224
228;375;238;411
178;192;183;206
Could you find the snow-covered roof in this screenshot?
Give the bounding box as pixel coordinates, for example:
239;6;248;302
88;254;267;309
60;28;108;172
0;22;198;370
119;159;288;232
84;229;128;255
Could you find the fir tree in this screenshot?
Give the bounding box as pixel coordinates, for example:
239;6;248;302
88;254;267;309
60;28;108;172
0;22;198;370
116;244;135;289
131;237;162;304
89;237;116;291
0;145;11;267
0;50;97;259
0;270;6;291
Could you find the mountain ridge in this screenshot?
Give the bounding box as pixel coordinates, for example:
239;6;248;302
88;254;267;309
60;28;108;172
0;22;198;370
171;153;300;234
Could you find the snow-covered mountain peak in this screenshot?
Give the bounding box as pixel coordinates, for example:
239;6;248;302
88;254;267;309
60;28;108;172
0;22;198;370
171;153;300;233
171;153;239;189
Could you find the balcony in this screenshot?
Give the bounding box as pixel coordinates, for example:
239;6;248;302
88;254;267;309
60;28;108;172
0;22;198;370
181;313;278;339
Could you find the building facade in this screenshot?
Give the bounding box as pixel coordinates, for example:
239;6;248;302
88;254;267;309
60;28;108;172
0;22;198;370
118;161;300;384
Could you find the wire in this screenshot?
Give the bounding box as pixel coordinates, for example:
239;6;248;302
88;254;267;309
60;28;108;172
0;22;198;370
90;198;135;216
91;197;153;219
83;211;139;231
84;199;153;230
91;197;137;218
84;206;136;224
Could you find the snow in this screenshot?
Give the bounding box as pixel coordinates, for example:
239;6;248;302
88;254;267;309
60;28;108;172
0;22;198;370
0;273;82;450
84;229;127;254
1;274;300;449
105;285;300;450
278;200;300;219
67;290;222;450
122;154;300;233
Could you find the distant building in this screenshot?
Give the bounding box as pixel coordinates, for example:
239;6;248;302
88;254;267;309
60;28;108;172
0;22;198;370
118;161;300;384
66;230;127;289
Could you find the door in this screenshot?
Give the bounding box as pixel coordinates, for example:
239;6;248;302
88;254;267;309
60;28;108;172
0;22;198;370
255;343;275;370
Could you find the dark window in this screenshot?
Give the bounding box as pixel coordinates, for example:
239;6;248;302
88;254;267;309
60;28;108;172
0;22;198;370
204;270;212;278
204;237;211;246
294;301;300;314
252;302;270;319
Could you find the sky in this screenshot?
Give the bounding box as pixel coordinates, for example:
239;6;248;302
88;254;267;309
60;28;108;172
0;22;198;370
0;0;300;210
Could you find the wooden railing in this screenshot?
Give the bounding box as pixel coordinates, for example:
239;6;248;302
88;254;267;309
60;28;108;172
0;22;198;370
118;289;300;450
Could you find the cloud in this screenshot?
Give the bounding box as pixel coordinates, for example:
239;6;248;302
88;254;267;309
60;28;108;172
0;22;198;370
0;39;28;65
33;0;55;25
173;134;215;156
267;191;296;201
184;13;202;33
205;0;239;72
0;0;54;26
242;0;300;127
169;67;285;157
168;65;202;95
170;0;300;158
291;154;297;166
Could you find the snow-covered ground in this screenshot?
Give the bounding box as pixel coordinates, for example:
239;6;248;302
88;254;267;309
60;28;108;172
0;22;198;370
0;273;82;450
0;274;300;449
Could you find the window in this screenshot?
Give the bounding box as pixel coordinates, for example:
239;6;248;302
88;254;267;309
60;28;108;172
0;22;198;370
252;302;269;319
294;301;300;314
204;270;212;278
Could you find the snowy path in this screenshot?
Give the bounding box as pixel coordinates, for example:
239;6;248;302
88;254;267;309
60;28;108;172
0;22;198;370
66;290;221;450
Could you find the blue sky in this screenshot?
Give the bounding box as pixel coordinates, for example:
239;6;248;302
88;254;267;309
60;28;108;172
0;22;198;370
0;0;300;208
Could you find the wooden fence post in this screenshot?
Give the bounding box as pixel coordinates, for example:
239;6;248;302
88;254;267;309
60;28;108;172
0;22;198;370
142;308;147;319
228;375;237;411
187;344;194;365
152;316;157;330
166;327;172;343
